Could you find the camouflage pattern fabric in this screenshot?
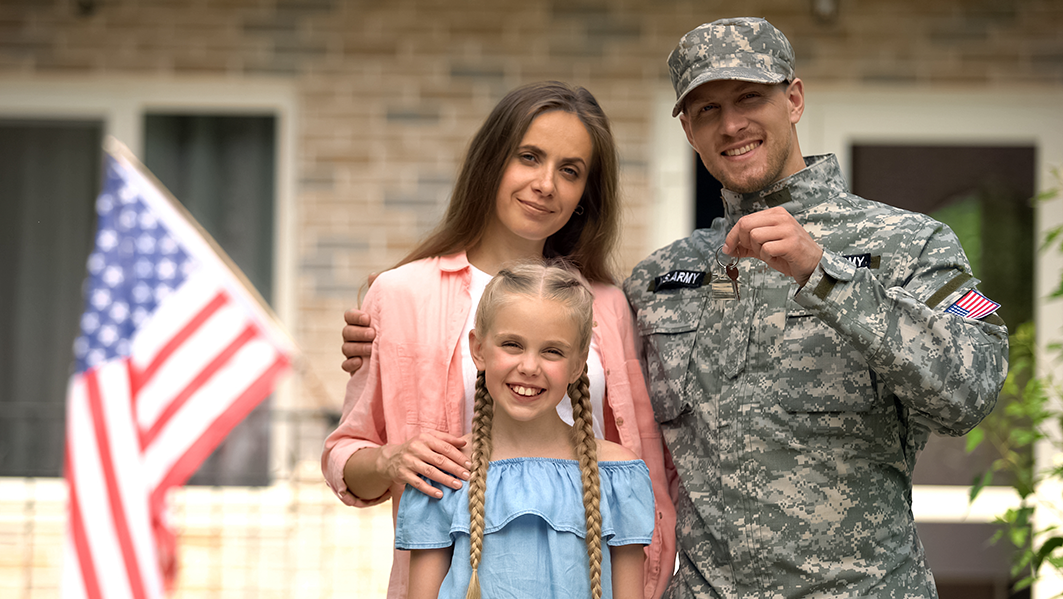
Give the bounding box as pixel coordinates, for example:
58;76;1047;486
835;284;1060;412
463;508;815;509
667;17;795;117
623;154;1009;599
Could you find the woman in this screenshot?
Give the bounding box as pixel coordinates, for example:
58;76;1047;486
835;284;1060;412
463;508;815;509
321;81;675;599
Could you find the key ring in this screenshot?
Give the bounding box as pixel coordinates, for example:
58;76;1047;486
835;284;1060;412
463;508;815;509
715;247;738;269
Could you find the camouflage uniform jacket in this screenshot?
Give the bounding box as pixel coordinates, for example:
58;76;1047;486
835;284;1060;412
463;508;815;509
623;154;1009;599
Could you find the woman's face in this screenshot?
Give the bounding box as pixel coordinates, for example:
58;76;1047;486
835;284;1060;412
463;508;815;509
487;110;594;251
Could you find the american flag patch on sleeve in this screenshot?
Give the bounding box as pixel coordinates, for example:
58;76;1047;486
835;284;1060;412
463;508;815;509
945;289;1001;320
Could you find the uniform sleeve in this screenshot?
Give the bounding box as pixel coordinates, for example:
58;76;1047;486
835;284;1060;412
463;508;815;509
320;283;391;507
793;221;1009;436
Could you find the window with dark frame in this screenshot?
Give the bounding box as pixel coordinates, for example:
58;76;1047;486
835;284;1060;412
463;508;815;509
0;120;103;477
0;113;278;488
143;113;278;487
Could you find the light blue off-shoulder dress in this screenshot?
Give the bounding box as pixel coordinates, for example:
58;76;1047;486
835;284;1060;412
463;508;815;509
394;457;655;599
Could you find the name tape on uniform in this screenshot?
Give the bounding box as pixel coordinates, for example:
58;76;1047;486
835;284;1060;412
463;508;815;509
650;270;706;292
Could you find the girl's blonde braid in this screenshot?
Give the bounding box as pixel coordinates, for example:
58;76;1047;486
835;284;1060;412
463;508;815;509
465;370;494;599
569;365;602;599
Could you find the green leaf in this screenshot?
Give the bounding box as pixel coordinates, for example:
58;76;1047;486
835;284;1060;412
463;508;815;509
1034;537;1063;570
1011;526;1030;548
969;470;992;503
966;427;985;453
1017;548;1035;571
1013;546;1036;577
1051;277;1063;300
1040;224;1063;250
1010;428;1041;448
990;528;1005;545
1048;464;1063;480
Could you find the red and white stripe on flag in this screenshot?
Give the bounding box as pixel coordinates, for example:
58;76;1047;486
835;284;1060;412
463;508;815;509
944;288;1001;320
63;138;293;599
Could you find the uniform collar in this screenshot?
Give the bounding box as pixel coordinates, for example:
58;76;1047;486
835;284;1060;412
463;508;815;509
720;154;847;226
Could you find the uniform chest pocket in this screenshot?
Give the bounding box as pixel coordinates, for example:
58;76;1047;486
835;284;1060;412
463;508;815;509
636;297;701;424
776;308;876;414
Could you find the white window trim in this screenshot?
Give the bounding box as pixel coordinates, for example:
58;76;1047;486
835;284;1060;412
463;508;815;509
0;76;300;479
650;86;696;251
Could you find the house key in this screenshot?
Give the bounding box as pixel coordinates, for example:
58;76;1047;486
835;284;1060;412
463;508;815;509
725;263;740;300
711;247;740;300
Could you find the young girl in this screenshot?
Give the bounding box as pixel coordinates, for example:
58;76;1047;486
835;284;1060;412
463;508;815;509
394;262;654;599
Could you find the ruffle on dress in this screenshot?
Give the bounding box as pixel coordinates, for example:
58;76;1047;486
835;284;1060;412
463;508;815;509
395;458;654;549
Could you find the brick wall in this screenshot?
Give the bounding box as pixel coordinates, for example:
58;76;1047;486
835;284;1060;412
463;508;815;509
4;0;1061;401
2;0;1062;596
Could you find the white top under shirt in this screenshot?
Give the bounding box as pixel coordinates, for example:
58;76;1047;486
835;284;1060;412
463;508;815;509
460;265;605;438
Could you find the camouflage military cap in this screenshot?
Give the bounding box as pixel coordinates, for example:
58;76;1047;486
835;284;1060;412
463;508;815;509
668;17;796;117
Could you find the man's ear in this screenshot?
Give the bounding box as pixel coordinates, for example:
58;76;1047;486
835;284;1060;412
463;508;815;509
469;329;487;372
786;78;805;126
679;112;697;148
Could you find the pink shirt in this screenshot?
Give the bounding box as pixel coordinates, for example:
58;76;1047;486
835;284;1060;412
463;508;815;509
322;252;677;599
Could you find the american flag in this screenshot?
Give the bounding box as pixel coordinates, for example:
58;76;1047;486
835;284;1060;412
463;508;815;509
945;288;1001;320
63;139;293;599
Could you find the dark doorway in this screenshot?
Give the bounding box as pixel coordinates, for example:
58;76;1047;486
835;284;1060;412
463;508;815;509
851;143;1036;599
694;152;725;229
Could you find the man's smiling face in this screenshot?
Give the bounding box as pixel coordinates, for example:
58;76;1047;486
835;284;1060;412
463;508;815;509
679;79;806;194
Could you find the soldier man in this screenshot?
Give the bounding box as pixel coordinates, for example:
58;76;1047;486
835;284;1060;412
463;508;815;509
622;16;1009;598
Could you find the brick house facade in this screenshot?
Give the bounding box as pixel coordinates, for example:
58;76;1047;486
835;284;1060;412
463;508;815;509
2;1;1062;597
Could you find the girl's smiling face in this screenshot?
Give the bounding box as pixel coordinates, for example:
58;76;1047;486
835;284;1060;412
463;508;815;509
469;295;587;424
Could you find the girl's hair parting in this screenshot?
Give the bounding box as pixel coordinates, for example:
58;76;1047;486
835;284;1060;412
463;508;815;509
464;260;603;599
396;81;621;285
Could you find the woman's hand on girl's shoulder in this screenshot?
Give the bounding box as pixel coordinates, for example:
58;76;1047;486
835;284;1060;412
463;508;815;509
376;430;472;499
596;439;639;462
459;433;475;461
